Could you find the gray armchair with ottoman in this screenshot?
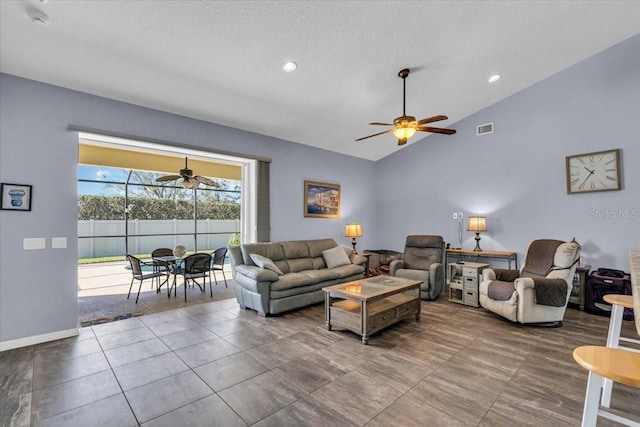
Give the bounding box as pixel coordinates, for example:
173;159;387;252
389;235;446;300
229;238;367;316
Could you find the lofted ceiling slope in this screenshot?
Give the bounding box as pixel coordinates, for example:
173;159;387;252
1;1;639;161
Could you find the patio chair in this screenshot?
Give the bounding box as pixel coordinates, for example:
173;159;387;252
173;253;212;301
210;247;228;288
126;254;167;303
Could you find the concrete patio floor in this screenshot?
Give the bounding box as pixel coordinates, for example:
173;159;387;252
78;261;236;324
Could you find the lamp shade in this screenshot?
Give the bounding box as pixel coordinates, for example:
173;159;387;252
345;223;362;238
467;216;487;232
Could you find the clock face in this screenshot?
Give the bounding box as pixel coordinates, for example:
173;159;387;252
566;149;621;194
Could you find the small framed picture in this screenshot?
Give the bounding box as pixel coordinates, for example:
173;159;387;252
304;180;340;218
1;183;32;211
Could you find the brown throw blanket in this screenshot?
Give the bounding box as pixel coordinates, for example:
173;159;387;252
521;239;563;279
488;280;516;301
494;269;521;282
533;278;568;306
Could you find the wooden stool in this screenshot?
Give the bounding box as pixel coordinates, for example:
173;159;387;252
573;346;640;426
602;294;640;407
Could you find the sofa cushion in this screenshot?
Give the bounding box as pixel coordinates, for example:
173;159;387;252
242;243;285;264
235;264;279;282
311;256;327;270
308;238;340;257
250;253;284;275
323;246;352;268
270;272;316;291
282;240;310;259
287;257;315;273
330;263;365;278
300;269;340;283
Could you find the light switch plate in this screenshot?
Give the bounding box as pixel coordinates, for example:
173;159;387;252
52;237;67;249
24;238;46;250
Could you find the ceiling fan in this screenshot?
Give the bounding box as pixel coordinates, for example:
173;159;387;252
356;68;456;146
155;157;218;189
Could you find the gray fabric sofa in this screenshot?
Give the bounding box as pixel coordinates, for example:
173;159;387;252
228;238;367;316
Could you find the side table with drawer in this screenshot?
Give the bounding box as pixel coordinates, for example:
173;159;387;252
448;262;489;307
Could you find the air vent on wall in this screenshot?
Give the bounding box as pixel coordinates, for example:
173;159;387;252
477;122;493;136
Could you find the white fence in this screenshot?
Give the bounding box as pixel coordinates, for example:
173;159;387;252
78;219;240;258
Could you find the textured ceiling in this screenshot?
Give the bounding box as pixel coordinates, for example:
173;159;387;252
1;1;639;161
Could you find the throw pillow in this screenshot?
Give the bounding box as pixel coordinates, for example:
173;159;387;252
341;245;353;258
250;253;284;275
323;246;352;268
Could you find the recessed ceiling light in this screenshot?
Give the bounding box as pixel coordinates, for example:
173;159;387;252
488;74;501;83
283;61;297;72
28;10;49;26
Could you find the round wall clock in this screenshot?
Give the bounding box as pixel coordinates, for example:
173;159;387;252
566;149;621;194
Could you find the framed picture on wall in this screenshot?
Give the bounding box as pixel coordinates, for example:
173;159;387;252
303;180;340;218
1;183;32;211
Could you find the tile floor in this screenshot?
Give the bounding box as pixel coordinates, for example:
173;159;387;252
1;295;639;426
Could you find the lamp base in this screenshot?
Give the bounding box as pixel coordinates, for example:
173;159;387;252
351;238;358;255
473;233;483;252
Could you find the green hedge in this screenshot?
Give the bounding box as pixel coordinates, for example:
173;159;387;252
78;195;240;220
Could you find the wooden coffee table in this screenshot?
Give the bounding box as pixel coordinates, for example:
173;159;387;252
323;276;422;344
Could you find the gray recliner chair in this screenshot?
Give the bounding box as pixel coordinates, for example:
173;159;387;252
479;239;581;325
389;235;445;300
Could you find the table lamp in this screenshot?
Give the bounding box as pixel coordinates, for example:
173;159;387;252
467;216;487;252
345;223;362;254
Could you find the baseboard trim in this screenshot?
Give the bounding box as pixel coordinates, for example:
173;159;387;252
0;328;80;352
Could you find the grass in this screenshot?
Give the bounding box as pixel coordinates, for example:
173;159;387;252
78;256;128;265
78;250;211;265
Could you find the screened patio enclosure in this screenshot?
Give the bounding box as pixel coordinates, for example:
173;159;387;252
77;132;265;260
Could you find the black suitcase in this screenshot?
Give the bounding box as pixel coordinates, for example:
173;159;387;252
584;269;633;320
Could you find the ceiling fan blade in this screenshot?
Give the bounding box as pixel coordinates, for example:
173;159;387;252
156;175;181;182
355;128;394;142
368;122;394;126
416;115;448;126
194;176;219;187
417;126;456;135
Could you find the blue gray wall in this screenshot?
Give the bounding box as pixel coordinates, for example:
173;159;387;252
1;34;638;347
375;34;639;269
0;75;376;346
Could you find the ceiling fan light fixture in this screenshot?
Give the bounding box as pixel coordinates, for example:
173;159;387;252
355;68;455;144
392;126;417;140
180;178;199;189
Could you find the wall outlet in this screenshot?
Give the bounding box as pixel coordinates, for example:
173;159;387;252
52;237;67;249
24;237;46;250
458;212;463;220
453;212;458;220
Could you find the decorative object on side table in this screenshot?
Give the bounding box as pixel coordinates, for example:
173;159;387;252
565;148;621;194
303;180;340;218
345;223;362;254
467;216;487;252
364;249;403;276
1;183;32;211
